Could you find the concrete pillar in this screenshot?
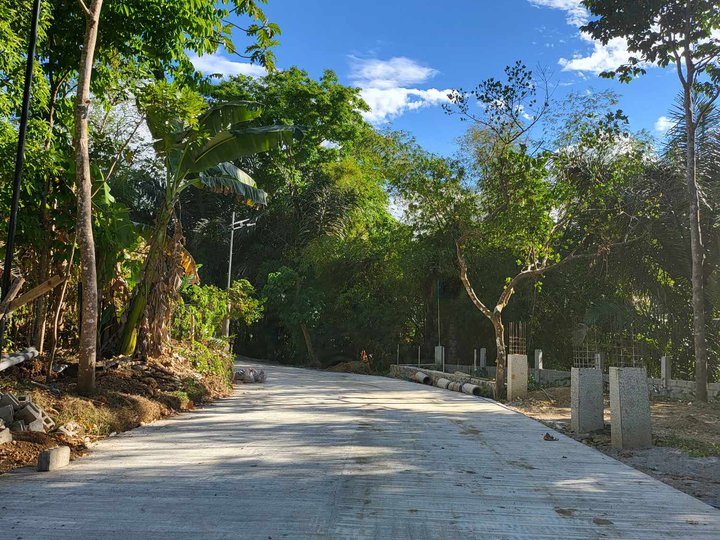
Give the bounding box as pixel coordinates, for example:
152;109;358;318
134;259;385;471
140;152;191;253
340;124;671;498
594;352;603;372
479;348;487;368
609;367;652;449
660;356;671;389
571;368;604;434
507;354;528;401
534;349;543;384
434;345;445;371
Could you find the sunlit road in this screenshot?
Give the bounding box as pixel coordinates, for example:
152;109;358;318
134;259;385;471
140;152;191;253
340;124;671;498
1;361;718;539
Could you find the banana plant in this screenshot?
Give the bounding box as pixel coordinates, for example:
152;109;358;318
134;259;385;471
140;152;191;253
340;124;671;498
119;100;301;355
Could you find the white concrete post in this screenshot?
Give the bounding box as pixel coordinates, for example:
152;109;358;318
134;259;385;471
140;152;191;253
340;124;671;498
479;348;487;368
396;343;400;365
507;354;528;401
417;345;421;366
571;367;604;434
473;349;477;373
609;367;652;449
660;356;671;389
594;352;603;372
434;345;445;371
534;349;543;384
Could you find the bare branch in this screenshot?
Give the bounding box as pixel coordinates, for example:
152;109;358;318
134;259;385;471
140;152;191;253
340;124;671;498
455;236;493;319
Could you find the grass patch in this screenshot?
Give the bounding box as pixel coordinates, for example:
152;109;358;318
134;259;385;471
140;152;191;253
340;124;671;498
655;435;720;457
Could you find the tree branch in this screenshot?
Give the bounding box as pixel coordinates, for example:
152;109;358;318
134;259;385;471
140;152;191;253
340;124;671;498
455;236;493;319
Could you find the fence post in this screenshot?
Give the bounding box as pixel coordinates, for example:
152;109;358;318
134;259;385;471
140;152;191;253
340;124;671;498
473;348;477;373
417;345;420;366
660;355;671;389
479;348;486;369
534;349;543;383
396;343;400;365
594;352;603;372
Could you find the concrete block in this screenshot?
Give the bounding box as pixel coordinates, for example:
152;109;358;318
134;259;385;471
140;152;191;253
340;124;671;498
37;446;71;472
507;354;528;401
571;368;604;434
0;404;13;424
434;346;445;371
15;402;42;424
0;393;20;411
16;395;32;410
610;367;652;449
479;348;487;368
0;427;11;444
10;420;26;432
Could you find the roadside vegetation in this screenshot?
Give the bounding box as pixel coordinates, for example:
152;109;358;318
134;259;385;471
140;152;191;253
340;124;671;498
0;1;718;471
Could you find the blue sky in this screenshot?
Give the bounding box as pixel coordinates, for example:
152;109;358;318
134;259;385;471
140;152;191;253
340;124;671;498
191;0;681;156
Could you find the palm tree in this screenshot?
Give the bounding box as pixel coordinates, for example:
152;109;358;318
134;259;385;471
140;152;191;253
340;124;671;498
119;99;300;355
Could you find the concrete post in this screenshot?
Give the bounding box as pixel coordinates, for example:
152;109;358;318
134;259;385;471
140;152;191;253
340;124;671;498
507;354;528;401
594;352;603;372
473;349;477;373
479;348;487;369
571;367;604;434
534;349;543;384
417;345;421;366
609;367;652;449
660;356;671;389
434;345;445;371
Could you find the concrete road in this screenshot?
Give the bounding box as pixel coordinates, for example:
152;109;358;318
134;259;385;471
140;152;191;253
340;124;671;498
1;362;718;539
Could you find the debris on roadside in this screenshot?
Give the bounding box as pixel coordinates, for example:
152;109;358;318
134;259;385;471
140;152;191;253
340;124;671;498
234;368;266;384
0;391;55;436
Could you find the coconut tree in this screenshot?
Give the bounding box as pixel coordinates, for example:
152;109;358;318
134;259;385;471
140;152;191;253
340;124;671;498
119;91;300;356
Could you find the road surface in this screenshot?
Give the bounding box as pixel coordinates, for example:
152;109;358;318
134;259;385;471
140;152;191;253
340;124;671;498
1;362;718;539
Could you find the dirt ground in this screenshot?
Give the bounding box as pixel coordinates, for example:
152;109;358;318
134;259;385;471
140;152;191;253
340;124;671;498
509;387;720;509
1;345;233;474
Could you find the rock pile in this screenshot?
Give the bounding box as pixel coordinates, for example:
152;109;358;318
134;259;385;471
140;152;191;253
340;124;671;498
234;368;266;384
0;392;55;445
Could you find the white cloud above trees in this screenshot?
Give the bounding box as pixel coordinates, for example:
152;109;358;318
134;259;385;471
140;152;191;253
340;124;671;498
189;53;268;78
528;0;638;76
349;56;451;123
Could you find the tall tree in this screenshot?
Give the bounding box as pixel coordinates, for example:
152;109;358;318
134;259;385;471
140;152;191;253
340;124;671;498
582;0;720;401
74;0;103;394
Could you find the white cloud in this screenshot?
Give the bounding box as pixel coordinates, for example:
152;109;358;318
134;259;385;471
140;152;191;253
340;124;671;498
654;115;674;134
527;0;588;27
189;53;267;78
349;57;451;123
528;1;639;76
559;35;634;75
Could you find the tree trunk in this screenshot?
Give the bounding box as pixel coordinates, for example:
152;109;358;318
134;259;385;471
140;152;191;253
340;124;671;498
118;204;171;356
684;83;709;402
300;322;318;366
73;0;103;394
491;313;506;399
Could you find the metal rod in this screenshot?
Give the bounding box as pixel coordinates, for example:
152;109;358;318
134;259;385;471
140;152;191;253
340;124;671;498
436;278;440;346
0;0;42;351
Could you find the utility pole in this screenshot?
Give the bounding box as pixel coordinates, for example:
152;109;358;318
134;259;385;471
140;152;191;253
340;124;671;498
224;212;256;337
0;0;42;352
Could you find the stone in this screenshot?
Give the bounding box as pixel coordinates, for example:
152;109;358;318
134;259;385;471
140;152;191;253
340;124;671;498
507;354;528;401
609;367;652;449
0;427;11;444
27;419;45;432
37;446;71;472
571;368;604;434
0;404;13;424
